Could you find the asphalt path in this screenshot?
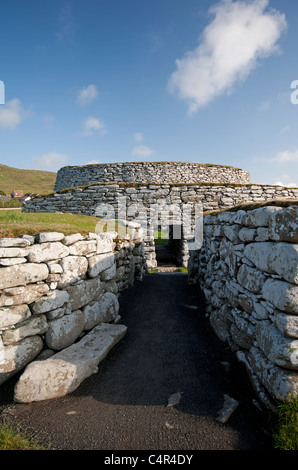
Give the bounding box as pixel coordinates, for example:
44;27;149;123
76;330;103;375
0;272;273;452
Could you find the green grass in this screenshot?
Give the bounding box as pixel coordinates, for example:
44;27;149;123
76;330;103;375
0;423;45;450
154;228;168;245
272;399;298;450
0;210;102;238
0;199;22;208
179;266;188;273
0;164;56;196
0;211;138;240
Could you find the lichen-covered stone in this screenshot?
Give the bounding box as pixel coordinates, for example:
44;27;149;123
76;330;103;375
45;310;84;350
0;304;31;329
262;279;298;314
28;242;69;263
0;263;49;289
65;278;102;311
58;255;88;287
0;283;50;307
268;206;298;242
88;253;115;278
256;322;298;370
2;315;48;345
14;323;127;402
0;336;43;385
31;289;70;314
83;292;119;330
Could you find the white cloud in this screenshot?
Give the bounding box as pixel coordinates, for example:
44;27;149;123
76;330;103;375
42;114;56;128
86;159;101;164
34;152;69;170
278;126;290;135
273;150;298;163
274;181;297;188
56;3;76;43
81;116;107;136
76;84;99;106
134;132;144;142
131;145;155;158
0;98;31;129
168;0;287;114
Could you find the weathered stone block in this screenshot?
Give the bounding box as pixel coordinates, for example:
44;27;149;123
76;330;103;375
96;238;114;254
248;346;298;401
36;232;65;243
2;315;48;345
63;233;83;246
268;206;298;242
244;242;298;284
83;292;119;330
256;322;298;370
0;263;49;289
268;243;298;284
100;264;117;281
0;247;30;258
223;225;241;243
45;310;84;350
44;302;72;320
88;253;115;278
230;309;255;349
28;242;69;263
273;312;298;339
244;206;282;227
68;240;97;256
262;279;298;314
31;289;70;314
65;278;102;311
14;323;127;402
58;255;88;287
243;242;275;273
209;305;231;342
0;304;31;329
238;227;257;242
0;257;27;266
0;336;43;385
0;238;31;248
219;238;238;276
0;283;50;307
237;264;266;294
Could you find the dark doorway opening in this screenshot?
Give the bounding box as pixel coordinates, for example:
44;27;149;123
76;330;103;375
154;225;182;267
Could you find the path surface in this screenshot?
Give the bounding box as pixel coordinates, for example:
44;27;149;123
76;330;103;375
0;273;273;451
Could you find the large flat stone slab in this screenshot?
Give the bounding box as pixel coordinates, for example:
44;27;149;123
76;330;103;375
0;263;49;289
13;323;127;403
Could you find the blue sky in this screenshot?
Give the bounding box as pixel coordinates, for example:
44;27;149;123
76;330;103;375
0;0;298;186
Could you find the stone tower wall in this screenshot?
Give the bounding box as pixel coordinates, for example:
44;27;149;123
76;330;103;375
54;162;251;191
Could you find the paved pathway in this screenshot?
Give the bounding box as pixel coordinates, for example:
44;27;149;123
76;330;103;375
0;273;273;451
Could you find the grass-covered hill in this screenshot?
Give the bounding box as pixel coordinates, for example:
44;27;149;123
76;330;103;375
0;164;56;196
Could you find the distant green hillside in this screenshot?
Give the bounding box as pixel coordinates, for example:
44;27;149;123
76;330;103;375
0;164;56;196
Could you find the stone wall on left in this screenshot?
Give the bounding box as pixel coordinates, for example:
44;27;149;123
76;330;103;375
0;224;146;402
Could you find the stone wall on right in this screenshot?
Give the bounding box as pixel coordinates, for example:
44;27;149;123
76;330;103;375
188;201;298;405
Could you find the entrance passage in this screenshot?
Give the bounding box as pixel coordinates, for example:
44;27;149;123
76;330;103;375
0;273;272;450
154;225;183;268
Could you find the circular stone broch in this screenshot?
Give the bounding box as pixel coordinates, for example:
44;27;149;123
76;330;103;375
54;161;251;191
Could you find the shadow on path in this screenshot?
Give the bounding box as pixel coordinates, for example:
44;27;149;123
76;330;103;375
0;273;273;450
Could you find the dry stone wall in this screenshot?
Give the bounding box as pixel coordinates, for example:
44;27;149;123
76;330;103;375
0;224;146;402
54;162;251;191
188;202;298;404
24;182;298;268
